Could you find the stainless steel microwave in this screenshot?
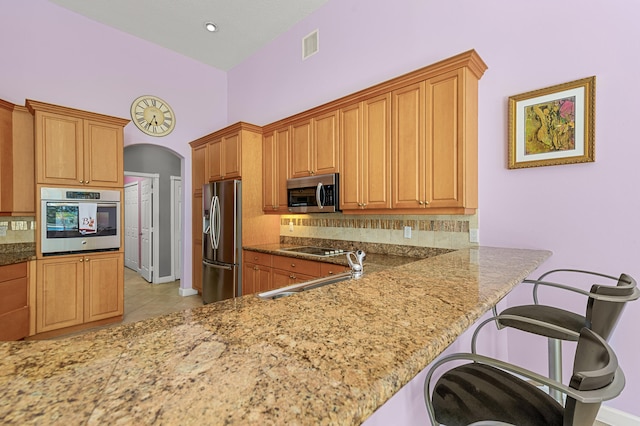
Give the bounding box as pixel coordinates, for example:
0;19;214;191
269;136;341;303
287;174;339;213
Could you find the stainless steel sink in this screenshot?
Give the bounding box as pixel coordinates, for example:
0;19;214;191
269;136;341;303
257;272;352;300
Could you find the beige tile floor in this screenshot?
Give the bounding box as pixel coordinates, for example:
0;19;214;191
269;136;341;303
122;266;202;325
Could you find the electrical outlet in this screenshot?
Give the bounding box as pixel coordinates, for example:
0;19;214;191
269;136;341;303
404;226;412;239
469;228;479;243
289;220;294;232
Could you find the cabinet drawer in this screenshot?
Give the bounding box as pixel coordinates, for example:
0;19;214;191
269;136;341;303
271;255;321;277
0;262;27;283
243;251;271;267
320;263;350;277
0;277;28;314
0;306;29;341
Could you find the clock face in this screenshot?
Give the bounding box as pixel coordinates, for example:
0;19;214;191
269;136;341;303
130;95;176;137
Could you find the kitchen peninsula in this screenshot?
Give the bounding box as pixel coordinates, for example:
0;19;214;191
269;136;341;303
0;246;550;425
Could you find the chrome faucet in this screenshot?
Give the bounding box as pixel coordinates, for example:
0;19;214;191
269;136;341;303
347;250;365;278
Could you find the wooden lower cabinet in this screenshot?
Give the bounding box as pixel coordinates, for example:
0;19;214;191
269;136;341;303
242;251;345;295
36;252;123;334
0;262;30;341
242;262;272;295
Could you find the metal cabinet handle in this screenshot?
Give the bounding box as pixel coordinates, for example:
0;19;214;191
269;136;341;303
290;263;296;268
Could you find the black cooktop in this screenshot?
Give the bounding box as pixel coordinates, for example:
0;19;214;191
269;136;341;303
280;246;345;257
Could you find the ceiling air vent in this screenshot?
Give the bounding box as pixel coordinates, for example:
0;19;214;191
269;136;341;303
302;29;319;60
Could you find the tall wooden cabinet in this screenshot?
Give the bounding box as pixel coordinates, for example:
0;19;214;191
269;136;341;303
190;123;280;293
0;100;35;215
26;100;129;188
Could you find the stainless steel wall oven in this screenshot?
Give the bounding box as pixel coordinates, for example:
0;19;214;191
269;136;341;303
40;187;121;256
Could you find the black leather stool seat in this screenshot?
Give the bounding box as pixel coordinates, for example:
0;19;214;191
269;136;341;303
433;363;563;426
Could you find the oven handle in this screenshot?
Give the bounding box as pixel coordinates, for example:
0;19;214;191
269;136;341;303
44;202;118;207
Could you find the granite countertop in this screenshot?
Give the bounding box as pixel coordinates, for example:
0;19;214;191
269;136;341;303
0;246;551;425
0;243;36;266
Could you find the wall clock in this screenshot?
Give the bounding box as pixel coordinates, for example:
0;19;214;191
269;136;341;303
130;95;176;137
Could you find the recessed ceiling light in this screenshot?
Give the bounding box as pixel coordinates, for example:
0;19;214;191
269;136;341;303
205;22;217;32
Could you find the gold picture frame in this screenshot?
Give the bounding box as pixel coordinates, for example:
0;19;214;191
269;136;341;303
508;76;595;169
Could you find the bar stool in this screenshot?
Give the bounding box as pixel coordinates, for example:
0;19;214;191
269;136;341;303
424;327;625;426
471;269;638;401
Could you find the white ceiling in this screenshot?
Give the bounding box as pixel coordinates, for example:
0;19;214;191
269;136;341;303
49;0;329;71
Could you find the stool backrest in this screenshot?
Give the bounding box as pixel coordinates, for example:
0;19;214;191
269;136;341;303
564;328;618;426
587;273;637;340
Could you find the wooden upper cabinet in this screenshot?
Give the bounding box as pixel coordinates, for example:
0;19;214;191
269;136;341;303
84;120;125;187
207;133;241;182
262;127;289;213
290;120;312;178
391;68;476;211
263;49;485;215
27;100;128;188
290;111;339;178
0;100;35;215
392;82;427;209
192;144;207;196
340;94;392;211
313;111;340;175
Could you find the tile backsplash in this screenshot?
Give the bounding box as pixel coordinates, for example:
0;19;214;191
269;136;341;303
0;216;36;244
280;213;478;250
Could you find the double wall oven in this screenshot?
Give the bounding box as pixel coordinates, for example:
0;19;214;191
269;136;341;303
40;187;121;256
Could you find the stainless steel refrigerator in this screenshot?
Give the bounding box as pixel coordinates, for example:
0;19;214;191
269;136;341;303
202;180;242;304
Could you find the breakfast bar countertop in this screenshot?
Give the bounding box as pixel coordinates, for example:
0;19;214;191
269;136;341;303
0;246;551;425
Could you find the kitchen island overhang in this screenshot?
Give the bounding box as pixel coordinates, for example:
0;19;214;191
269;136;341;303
0;246;551;425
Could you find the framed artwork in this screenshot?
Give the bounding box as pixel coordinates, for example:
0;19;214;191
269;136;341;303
508;76;595;169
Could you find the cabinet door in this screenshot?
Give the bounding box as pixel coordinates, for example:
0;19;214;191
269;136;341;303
275;128;290;211
262;127;289;213
362;93;392;209
242;262;258;295
272;268;293;289
192;144;207;196
313;111;339;175
426;69;464;208
262;132;276;211
222;133;241;179
84;120;124;187
207;138;223;182
290;120;313;178
35;111;84;186
392;82;426;209
339;102;363;210
84;253;124;322
257;267;272;292
36;256;84;333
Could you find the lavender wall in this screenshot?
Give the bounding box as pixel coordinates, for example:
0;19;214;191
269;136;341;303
1;0;229;289
229;0;640;416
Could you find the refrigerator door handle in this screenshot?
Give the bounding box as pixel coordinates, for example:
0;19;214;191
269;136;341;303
206;194;214;247
212;195;221;249
202;259;233;270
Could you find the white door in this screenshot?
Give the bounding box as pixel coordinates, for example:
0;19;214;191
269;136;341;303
124;183;139;271
172;177;182;280
140;178;153;282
